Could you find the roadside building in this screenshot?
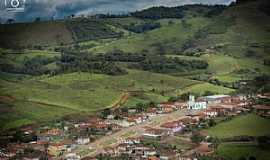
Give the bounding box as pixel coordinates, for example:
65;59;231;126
127;115;147;124
195;142;213;156
146;107;157;117
201;95;230;104
161;120;185;135
143;127;167;139
122;137;141;145
187;95;207;110
159;102;176;113
204;109;218;118
76;137;90;145
253;105;270;117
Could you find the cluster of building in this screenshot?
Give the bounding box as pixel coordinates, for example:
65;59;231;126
1;93;268;160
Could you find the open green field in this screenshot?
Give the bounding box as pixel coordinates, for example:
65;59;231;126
204;114;270;138
0;69;196;131
216;144;270;160
181;82;235;95
88;17;211;54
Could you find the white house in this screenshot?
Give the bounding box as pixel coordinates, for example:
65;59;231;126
187;95;207;110
65;153;80;160
202;95;230;104
76;137;90;145
204;109;218;118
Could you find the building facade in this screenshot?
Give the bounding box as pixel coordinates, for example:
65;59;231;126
187;95;207;110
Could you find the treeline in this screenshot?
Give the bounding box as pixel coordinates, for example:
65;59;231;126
58;52;127;75
131;5;226;19
131;6;184;19
130;55;208;73
0;51;209;76
66;18;122;42
58;51;208;75
0;55;57;76
123;22;161;33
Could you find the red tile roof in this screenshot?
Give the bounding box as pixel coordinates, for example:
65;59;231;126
253;105;270;110
161;121;183;129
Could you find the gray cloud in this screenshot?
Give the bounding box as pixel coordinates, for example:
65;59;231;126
0;0;235;22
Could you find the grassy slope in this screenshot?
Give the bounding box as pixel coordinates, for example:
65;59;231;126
216;144;270;160
88;17;211;54
181;82;234;95
195;1;270;82
204;114;270;138
0;21;74;47
0;70;196;130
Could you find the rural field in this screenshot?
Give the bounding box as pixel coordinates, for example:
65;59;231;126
204;113;270;138
216;144;270;160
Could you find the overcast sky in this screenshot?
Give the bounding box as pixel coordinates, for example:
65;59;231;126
0;0;235;22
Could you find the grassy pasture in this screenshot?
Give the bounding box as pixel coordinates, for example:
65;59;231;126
204;114;270;138
0;70;196;130
88;17;211;54
216;144;270;160
181;82;234;96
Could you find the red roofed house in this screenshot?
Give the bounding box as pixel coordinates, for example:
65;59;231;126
146;107;157;117
161;120;184;134
253;105;270;117
159;102;176;113
204;109;218;118
143;127;167;138
195;142;213;156
122;137;141;145
127;115;147;124
148;156;160;160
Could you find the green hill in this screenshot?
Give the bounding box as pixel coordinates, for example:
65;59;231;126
0;0;270;131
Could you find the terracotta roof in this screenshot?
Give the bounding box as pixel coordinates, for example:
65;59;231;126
160;102;175;105
253;105;270;110
81;156;98;160
161;121;183;129
205;109;218;112
147;107;157;113
87;117;103;123
196;143;212;154
148;156;160;160
145;127;165;135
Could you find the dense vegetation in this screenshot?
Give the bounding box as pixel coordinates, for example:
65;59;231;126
66;18;122;42
122;21;161;33
57;51;208;75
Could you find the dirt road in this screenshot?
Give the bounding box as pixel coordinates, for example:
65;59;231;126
62;109;197;159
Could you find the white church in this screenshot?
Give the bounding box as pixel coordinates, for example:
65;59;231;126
187;95;207;110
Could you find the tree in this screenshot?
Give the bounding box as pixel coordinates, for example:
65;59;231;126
6;18;15;24
191;133;204;144
180;93;190;101
203;91;215;96
208;119;216;127
238;156;246;160
249;156;256;160
101;108;111;118
34;17;41;22
257;136;269;149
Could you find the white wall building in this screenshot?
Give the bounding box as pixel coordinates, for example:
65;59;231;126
187;95;207;110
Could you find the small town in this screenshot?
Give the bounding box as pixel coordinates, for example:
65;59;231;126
0;0;270;160
1;93;269;160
